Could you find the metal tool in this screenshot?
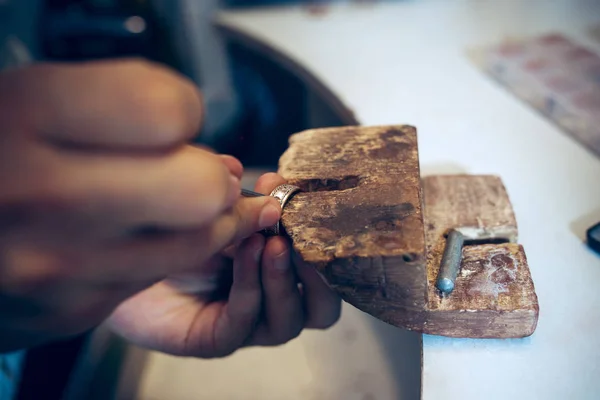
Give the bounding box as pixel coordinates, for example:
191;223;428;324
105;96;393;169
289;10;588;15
241;188;264;197
436;229;465;295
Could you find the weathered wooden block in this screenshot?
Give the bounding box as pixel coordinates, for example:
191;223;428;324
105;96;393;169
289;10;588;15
422;175;538;338
278;125;539;338
279;125;427;322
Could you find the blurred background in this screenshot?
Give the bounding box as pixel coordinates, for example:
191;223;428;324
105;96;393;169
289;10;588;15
0;0;360;169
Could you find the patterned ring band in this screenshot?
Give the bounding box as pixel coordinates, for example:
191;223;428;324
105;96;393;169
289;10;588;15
263;184;301;236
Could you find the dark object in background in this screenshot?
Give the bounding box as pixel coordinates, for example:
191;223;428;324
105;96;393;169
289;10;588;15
216;40;308;168
38;0;181;69
33;0;346;168
587;222;600;255
34;0;313;169
16;334;88;400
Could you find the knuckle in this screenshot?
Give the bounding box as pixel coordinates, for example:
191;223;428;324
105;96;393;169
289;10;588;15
0;249;70;296
31;179;92;219
255;173;286;194
202;348;235;359
192;340;239;359
187;179;231;225
310;318;337;330
214;347;238;359
192;161;231;214
268;336;287;347
290;324;304;340
130;62;202;144
272;322;303;346
154;149;231;227
309;307;342;330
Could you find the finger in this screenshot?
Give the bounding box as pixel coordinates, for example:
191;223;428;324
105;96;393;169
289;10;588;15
162;254;230;295
55;145;241;231
257;236;304;345
204;194;281;251
107;235;264;358
254;173;287;195
220;244;237;259
220;155;243;180
294;253;342;329
1;59;202;150
82;195;281;284
209;234;264;356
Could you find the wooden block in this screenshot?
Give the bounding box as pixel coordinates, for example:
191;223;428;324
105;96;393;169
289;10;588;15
422;175;539;338
279;125;428;326
278;126;539;338
422;175;519;243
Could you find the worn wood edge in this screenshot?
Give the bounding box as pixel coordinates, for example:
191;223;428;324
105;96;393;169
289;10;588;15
422;174;519;244
422;243;539;338
324;243;539;339
421;310;539;339
419;175;538;338
278;125;428;320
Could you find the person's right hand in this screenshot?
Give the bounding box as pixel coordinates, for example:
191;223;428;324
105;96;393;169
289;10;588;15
0;59;282;352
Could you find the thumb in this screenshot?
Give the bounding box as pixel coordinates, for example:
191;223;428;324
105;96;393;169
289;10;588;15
208;196;282;252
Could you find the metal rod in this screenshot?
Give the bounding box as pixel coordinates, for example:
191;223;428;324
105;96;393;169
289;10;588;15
241;188;264;197
436;229;465;295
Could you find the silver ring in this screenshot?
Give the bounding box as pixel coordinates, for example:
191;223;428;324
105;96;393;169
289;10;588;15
263;184;301;236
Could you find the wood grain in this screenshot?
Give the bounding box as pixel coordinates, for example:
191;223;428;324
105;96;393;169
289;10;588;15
279;125;427;326
278;126;539;338
422;175;539;338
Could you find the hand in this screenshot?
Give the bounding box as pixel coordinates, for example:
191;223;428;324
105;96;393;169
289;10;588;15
0;59;282;351
107;173;342;357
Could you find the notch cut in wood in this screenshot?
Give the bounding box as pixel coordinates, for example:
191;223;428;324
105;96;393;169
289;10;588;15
277;125;539;338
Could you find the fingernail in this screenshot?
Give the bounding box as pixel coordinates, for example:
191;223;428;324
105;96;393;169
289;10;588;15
274;249;289;270
258;202;281;228
221;155;244;178
226;175;241;206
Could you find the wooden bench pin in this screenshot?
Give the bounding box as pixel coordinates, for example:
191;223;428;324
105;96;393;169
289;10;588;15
248;125;539;339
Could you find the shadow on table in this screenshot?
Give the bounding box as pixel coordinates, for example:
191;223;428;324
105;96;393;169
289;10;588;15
420;161;468;177
365;316;422;400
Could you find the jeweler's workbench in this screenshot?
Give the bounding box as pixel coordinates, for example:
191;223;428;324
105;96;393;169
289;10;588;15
132;2;600;399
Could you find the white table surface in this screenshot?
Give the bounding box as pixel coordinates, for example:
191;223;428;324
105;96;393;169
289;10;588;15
215;1;600;399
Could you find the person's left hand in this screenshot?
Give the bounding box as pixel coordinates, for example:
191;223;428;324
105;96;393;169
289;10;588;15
107;172;342;357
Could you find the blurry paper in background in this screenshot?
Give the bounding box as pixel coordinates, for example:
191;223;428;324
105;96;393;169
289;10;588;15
473;33;600;158
589;23;600;44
